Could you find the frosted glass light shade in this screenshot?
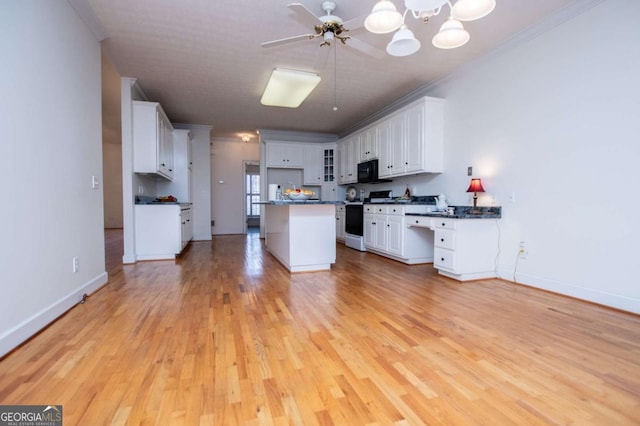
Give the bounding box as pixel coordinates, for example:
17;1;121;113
386;25;421;56
260;68;321;108
364;0;403;34
405;0;448;13
432;17;470;49
451;0;496;21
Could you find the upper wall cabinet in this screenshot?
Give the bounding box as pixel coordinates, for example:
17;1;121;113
266;142;304;168
337;135;359;184
339;96;444;181
133;101;174;180
359;126;379;162
157;129;191;202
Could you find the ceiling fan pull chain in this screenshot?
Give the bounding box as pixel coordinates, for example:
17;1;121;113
333;44;338;111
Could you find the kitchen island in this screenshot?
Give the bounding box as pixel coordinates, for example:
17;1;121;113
259;201;343;272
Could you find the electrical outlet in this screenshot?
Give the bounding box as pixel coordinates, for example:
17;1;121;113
91;175;100;189
72;256;79;273
138;185;144;195
518;242;528;259
467;166;473;176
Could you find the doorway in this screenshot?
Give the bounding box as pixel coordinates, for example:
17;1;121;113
244;161;261;234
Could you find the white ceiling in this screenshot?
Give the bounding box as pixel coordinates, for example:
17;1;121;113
84;0;581;140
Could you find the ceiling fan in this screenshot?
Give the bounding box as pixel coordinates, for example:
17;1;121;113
261;1;382;57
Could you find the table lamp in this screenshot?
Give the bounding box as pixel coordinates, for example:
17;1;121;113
466;178;485;211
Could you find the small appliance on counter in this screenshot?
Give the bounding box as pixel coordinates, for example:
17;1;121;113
365;190;394;203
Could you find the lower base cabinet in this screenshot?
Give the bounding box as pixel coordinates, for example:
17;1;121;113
135;204;192;260
406;216;500;281
363;204;434;264
432;218;498;281
336;205;345;241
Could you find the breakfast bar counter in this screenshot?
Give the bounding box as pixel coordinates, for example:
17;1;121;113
258;201;343;272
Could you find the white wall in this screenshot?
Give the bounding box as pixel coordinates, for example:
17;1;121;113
0;1;108;356
211;138;260;234
404;0;638;312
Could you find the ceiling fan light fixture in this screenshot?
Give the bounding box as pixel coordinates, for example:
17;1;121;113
364;0;403;34
404;0;448;14
386;25;421;56
260;68;321;108
451;0;496;21
432;17;470;49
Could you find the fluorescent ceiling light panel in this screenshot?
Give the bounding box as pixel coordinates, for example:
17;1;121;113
260;68;321;108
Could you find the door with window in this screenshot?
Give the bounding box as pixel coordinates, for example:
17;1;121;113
245;163;261;232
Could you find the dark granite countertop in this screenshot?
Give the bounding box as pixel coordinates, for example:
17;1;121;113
257;200;344;205
134;195;191;207
406;206;502;219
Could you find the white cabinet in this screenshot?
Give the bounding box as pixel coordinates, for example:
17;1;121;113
337;135;359;184
378;114;403;178
135;204;192;260
359;126;378;161
339;96;444;181
133;101;174;180
335;205;345;241
266;142;304;168
404;97;444;174
432;218;499;281
323;147;335;183
363;204;434;264
180;206;193;250
303;145;323;185
157;129;191;202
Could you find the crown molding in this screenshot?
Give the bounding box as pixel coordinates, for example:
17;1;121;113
66;0;108;41
340;0;607;138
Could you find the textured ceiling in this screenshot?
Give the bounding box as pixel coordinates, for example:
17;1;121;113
85;0;581;140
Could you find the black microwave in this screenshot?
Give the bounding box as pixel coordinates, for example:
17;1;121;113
357;159;379;183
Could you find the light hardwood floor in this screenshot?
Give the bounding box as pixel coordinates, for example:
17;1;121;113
1;229;639;425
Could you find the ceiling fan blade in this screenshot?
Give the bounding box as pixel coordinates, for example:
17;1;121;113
342;14;366;32
288;2;322;27
261;33;316;48
345;37;386;59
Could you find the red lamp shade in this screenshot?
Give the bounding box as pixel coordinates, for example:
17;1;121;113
466;178;485;193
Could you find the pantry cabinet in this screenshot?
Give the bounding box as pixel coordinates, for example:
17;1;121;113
133;101;174;180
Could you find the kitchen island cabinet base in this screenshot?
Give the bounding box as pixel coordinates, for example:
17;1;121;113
264;203;336;272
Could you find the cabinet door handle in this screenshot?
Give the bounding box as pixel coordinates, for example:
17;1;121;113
441;257;445;261
441;222;446;227
416;220;419;224
440;238;444;242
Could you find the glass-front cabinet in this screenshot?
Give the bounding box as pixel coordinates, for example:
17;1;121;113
323;148;334;182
